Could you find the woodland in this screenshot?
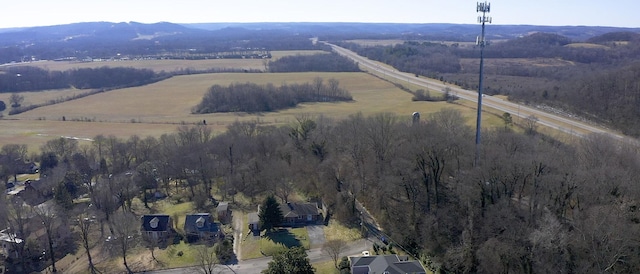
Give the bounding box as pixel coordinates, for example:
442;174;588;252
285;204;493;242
1;23;640;273
2;110;640;273
337;31;640;136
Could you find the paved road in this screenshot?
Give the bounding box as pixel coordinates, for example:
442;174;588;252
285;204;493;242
139;238;373;274
325;42;634;143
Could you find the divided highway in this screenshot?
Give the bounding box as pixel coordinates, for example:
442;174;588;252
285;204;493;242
326;42;630;142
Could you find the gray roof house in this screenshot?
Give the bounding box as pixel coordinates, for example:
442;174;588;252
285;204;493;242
350;254;426;274
141;214;173;243
184;213;222;242
279;202;321;226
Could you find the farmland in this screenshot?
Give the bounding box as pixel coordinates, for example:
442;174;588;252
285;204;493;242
0;50;497;152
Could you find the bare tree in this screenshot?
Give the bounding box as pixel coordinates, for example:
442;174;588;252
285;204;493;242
9;93;24;108
1;144;28;183
322;239;347;269
77;213;98;274
110;211;139;274
524;115;539;135
33;204;59;273
195;242;220;274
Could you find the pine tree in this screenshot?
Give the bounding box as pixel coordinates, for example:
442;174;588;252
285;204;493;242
259;195;283;233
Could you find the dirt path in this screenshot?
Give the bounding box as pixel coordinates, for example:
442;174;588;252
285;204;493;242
233;211;243;260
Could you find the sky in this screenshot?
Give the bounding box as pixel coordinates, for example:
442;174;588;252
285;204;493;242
2;0;638;29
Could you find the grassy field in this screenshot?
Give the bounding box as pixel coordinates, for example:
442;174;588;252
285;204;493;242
0;47;509;153
2;50;327;73
1;70;494;152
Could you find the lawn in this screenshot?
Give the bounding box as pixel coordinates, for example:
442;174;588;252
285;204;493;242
242;227;311;259
323;220;362;242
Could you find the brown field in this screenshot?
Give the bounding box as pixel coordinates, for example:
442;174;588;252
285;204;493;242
459;57;575;72
1;50;327;73
565;43;610;49
0;49;503;152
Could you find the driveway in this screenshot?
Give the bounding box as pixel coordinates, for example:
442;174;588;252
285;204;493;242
306;225;326;248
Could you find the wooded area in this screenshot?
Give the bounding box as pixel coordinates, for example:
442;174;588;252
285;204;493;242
337;31;640;136
2;109;639;272
192;77;352;113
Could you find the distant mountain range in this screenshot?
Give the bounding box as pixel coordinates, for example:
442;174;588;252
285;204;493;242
0;22;638;64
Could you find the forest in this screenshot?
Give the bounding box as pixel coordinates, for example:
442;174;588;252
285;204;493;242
192;77;352;113
335;31;640;136
0;66;161;93
1;109;639;273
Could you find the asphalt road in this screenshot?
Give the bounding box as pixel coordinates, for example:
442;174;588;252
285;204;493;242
325;42;634;143
139;238;373;274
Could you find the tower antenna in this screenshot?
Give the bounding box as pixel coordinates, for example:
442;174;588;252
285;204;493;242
474;1;491;166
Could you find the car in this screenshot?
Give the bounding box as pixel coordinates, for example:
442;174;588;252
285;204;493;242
362;251;370;256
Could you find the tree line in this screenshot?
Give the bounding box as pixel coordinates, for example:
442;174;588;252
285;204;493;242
2;109;639;272
267;53;361;72
336;31;640;137
192;77;352;113
0;66;160;93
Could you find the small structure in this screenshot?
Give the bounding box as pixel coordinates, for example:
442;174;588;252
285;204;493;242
279;202;322;226
141;214;173;243
412;112;420;125
350;254;426;274
0;229;23;259
248;212;260;233
184;213;222;242
216;202;231;223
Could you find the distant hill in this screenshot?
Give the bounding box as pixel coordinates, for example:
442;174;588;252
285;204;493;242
587;31;640;43
0;22;638;64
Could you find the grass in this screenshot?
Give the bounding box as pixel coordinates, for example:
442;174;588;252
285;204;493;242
259;228;311;256
1;55;516;153
153;241;199;268
313;260;340;274
241;226;311;259
324;220;362;242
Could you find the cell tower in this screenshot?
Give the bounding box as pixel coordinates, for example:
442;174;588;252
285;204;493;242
474;1;491;165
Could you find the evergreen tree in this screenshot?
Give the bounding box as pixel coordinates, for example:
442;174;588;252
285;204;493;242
262;247;314;274
259;195;283;232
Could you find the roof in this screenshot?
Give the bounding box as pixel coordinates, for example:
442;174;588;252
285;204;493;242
141;214;171;232
248;212;259;224
350;255;426;274
279;202;319;218
216;202;229;212
0;230;23;244
184;213;220;233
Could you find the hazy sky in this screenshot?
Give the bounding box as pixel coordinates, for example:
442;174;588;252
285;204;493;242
2;0;638;29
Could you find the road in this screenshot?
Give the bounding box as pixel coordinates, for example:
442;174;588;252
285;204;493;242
139;238;373;274
325;42;634;143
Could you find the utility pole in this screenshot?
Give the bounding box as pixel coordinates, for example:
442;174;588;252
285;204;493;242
474;1;492;166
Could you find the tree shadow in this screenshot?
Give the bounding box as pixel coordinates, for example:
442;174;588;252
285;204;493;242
264;229;301;249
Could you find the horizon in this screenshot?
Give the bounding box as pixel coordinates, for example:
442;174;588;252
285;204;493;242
3;0;639;29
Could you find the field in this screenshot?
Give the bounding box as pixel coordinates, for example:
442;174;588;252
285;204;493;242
0;50;501;152
1;50;326;73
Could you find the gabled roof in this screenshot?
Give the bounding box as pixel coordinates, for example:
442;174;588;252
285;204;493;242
216;202;229;212
350;255;426;274
279;202;319;218
141;214;171;232
248;212;259;224
184;213;220;233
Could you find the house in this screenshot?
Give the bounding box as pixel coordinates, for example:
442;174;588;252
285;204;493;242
248;212;259;233
184;213;222;242
141;214;173;243
279;202;322;226
350;254;426;274
0;229;23;259
216;202;231;223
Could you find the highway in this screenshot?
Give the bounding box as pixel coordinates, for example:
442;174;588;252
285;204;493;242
325;42;631;142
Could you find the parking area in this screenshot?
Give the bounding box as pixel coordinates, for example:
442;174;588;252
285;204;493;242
306;225;326;248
